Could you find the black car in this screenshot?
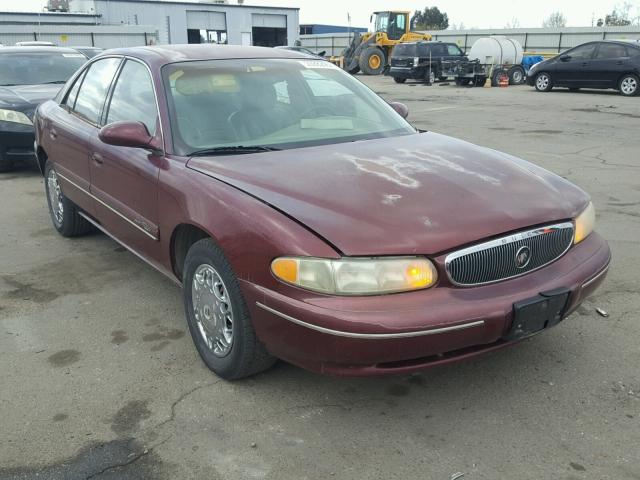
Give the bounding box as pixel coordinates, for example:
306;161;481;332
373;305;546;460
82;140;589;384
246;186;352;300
0;47;87;172
388;41;466;84
527;40;640;96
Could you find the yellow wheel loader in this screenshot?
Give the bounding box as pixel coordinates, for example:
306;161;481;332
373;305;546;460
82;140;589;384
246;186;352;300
341;11;432;75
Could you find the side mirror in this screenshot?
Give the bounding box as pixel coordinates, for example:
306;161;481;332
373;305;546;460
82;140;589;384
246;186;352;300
389;101;409;119
560;54;571;62
317;50;326;57
98;121;162;153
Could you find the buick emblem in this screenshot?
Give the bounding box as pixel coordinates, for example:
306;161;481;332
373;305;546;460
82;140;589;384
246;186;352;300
515;246;531;269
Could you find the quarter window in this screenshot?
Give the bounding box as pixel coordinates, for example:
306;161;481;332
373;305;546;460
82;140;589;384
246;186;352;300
106;60;158;135
73;57;121;125
447;44;463;56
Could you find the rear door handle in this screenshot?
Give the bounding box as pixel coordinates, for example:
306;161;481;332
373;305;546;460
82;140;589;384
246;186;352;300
91;152;103;165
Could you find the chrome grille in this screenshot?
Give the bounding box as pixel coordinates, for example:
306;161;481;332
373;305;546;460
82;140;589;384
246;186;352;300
445;222;574;286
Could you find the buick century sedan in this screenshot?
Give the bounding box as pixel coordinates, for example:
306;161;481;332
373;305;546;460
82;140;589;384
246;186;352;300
34;45;610;379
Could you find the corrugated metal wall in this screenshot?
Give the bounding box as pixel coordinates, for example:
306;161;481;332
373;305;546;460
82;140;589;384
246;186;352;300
0;25;157;48
301;26;640;57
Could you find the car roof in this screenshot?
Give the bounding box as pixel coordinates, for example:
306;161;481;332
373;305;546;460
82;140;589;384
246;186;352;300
0;46;83;54
101;44;311;67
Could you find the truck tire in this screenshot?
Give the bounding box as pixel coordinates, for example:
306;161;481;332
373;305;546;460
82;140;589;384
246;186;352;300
359;47;386;75
508;65;525;85
474;75;487;87
491;68;508;87
455;78;471;86
393;77;407;84
346;66;360;74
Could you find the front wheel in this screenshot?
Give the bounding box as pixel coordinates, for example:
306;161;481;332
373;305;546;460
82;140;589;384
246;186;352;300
44;162;92;237
393;77;407;84
534;72;553;92
183;238;276;380
359;47;386;75
619;74;639;97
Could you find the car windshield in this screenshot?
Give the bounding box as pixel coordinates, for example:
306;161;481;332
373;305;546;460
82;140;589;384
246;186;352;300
163;58;416;155
0;52;86;86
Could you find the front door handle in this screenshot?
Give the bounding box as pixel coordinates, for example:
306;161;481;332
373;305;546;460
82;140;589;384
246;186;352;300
91;152;104;165
49;128;58;140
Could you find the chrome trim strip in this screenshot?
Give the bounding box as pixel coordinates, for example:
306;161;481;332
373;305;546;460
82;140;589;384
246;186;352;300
77;212;180;286
445;222;575;287
255;302;485;339
581;264;609;289
56;171;158;241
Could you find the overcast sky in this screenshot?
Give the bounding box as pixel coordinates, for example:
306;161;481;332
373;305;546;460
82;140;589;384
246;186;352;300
8;0;640;29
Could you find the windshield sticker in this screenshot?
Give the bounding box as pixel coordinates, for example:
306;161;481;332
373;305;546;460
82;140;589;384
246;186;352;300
298;60;337;69
62;53;86;58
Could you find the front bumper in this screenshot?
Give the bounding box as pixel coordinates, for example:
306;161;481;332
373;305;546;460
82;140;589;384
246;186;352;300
242;232;610;376
0;122;36;166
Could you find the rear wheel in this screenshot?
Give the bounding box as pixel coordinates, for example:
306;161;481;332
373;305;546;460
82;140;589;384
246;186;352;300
508;66;525;85
183;238;276;380
491;68;508;87
534;72;553;92
0;159;14;173
359;47;386;75
393;77;407;84
44;162;92;237
619;74;639;96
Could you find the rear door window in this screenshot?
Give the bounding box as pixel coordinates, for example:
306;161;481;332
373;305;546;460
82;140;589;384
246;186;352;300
595;43;628;59
72;57;121;125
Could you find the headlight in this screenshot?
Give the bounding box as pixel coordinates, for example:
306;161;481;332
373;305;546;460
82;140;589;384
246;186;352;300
271;256;438;295
574;201;595;244
0;109;33;126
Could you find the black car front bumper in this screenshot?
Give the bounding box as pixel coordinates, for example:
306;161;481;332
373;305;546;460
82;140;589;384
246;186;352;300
0;122;37;167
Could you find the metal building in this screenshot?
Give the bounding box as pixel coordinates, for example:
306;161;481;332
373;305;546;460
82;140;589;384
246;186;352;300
68;0;299;46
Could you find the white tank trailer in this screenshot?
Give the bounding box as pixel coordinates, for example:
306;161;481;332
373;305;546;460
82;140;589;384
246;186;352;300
468;36;526;85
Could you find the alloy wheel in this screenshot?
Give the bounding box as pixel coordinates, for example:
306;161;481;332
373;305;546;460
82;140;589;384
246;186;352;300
192;264;234;357
620;76;638;95
536;74;550;90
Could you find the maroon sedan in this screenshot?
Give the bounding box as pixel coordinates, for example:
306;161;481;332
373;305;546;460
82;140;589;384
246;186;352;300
34;45;610;379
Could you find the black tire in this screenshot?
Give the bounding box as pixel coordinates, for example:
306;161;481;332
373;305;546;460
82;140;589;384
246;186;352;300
438;76;448;82
44;161;92;237
183;238;276;380
0;159;14;173
474;76;487;87
455;78;471;86
491;68;507;87
508;66;525;85
393;77;407;84
346;66;360;75
359;47;386;75
619;74;639;97
534;72;553;92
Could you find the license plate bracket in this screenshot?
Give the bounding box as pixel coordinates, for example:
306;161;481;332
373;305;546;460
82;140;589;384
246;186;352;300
505;288;571;341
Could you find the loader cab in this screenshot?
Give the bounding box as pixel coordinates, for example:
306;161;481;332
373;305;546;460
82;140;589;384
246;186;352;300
372;11;409;41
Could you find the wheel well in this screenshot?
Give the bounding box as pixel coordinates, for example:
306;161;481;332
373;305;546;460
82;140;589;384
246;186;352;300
36;147;48;176
618;72;639;84
171;224;210;280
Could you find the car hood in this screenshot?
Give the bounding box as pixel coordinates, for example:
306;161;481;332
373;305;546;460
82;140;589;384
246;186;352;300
188;132;588;256
0;84;62;118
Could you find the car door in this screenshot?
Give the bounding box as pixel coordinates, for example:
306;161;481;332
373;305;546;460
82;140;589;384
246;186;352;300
553;43;598;86
89;58;163;256
49;57;122;215
590;43;632;87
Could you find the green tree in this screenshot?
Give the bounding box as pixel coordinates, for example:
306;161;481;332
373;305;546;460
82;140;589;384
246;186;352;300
411;7;449;30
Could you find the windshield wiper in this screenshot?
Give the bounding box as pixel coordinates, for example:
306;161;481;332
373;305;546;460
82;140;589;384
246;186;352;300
41;80;67;85
188;145;281;157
